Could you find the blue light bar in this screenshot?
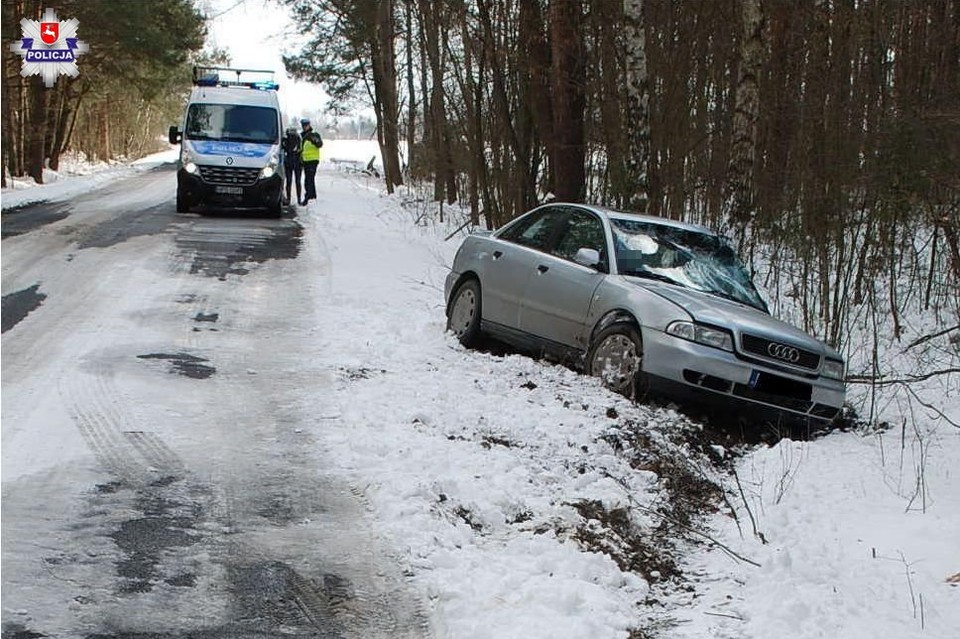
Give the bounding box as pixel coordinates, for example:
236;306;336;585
192;66;279;90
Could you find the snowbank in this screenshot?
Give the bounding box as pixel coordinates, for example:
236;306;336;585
1;148;177;210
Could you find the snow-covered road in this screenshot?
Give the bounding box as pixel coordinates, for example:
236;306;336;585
2;165;428;637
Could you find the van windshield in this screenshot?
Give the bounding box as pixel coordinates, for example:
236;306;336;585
185;104;278;144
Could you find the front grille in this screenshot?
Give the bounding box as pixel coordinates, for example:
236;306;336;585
683;369;733;393
198;165;260;186
681;368;838;421
733;384;813;413
740;333;820;370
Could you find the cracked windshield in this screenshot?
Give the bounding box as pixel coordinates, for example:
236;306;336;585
611;218;767;312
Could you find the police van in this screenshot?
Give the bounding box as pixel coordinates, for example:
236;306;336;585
169;67;285;217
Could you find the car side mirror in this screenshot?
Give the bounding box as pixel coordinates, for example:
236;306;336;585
168;126;181;145
573;247;601;269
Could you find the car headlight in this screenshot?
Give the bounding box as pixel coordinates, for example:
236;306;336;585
184;161;198;174
666;321;733;352
260;165;275;178
821;359;845;380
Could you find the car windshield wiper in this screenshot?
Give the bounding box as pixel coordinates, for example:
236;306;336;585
623;268;688;288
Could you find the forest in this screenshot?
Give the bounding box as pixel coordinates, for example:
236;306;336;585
2;0;958;417
283;0;959;416
1;0;207;184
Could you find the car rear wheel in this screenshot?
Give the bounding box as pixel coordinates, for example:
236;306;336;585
587;323;643;398
447;279;482;347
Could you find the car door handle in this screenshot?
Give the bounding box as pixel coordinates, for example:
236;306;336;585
537;265;549;274
493;250;503;259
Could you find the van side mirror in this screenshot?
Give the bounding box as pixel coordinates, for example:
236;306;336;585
573;247;601;269
168;126;181;145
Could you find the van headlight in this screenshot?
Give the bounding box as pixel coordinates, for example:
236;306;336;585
821;359;845;380
180;148;198;174
666;321;734;352
260;153;279;179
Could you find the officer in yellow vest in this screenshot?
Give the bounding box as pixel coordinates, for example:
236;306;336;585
300;118;323;205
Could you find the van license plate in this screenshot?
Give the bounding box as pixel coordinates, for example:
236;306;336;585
215;186;243;195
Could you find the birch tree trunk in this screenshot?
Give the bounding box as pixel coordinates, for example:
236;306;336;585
403;0;417;175
622;0;651;211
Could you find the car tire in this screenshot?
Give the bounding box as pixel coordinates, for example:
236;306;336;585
447;278;482;347
267;197;283;218
587;323;644;399
176;189;189;213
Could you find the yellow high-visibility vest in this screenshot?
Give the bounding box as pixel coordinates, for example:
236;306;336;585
302;134;321;162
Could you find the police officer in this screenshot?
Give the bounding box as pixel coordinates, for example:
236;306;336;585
300;118;323;205
281;126;302;205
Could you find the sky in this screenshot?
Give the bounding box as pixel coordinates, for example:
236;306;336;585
202;0;327;122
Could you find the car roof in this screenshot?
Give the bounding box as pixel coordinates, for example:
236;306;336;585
537;203;718;237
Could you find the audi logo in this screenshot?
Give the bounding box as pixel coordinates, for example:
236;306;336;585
767;342;801;363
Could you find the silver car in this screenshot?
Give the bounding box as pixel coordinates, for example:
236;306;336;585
445;203;845;426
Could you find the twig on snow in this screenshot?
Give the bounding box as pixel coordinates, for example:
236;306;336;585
704;611;744;621
601;469;762;568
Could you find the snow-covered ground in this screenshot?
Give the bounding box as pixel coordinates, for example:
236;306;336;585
303;169;960;639
1;149;179;210
4;149;958;638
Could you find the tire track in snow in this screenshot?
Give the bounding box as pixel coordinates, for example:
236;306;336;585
123;430;185;476
61;360;186;483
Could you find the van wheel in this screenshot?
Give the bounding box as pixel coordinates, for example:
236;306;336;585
267;197;282;218
447;279;482;347
176;189;189;213
587;323;643;398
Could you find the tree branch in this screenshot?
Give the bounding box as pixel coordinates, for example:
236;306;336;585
846;368;960;386
906;324;960;350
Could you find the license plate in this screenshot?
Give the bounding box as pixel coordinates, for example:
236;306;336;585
749;370;761;388
215;186;243;195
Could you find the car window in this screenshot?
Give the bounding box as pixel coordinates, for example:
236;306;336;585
498;210;564;251
553;210;606;263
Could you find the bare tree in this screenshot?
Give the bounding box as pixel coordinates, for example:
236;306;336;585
548;0;586;202
726;0;764;228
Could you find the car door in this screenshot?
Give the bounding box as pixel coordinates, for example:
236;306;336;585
480;208;566;330
518;207;608;349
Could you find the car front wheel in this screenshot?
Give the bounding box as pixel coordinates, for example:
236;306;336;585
587;323;643;398
447;279;482;347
